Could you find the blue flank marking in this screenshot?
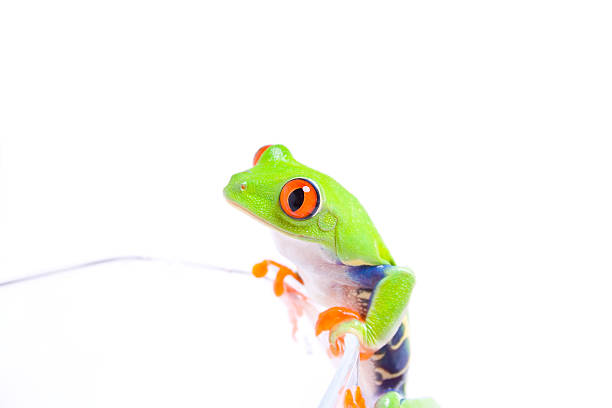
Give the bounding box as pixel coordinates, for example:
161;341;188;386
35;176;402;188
375;322;410;393
347;264;390;289
348;264;411;394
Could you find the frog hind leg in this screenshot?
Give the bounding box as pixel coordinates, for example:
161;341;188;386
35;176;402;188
371;321;439;408
371;318;411;395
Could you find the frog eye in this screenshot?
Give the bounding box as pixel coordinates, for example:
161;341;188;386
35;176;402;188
253;145;272;166
280;178;320;219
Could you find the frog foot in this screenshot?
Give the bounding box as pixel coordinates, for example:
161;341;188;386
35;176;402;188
375;392;402;408
315;307;375;360
375;392;440;408
344;386;367;408
252;259;304;296
253;260;310;338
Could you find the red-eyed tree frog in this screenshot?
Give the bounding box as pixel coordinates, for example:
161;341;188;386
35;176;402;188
224;145;438;408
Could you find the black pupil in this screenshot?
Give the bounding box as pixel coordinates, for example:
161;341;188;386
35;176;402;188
288;188;304;211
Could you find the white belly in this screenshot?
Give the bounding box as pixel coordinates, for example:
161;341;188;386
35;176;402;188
271;231;366;312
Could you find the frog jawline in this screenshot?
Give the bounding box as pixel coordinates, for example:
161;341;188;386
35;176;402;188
225;198;313;242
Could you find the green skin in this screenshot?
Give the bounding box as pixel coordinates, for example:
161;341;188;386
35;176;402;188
224;145;437;408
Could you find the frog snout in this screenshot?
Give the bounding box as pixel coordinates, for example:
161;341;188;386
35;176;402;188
223;173;250;199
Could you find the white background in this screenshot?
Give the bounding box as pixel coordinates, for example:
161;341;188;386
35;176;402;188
1;1;611;407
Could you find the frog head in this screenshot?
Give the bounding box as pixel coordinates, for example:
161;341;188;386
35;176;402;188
223;145;394;266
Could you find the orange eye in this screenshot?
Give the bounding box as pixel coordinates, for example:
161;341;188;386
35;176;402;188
253;145;272;166
280;178;320;219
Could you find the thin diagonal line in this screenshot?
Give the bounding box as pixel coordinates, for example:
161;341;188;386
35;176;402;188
0;256;267;288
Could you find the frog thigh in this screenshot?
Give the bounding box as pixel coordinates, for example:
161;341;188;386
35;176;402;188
364;266;415;349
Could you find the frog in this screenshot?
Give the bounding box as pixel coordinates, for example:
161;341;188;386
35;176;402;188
224;144;438;408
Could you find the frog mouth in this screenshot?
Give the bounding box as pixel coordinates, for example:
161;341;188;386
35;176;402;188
224;196;275;227
224;197;262;222
224;196;313;241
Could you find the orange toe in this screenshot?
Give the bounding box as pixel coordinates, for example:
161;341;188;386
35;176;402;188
315;306;362;336
273;266;303;297
359;348;375;361
344;389;356;408
344;387;367;408
315;307;375;361
251;260;304;296
252;261;269;278
355;386;366;408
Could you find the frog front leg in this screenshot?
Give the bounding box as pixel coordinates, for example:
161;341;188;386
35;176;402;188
316;266;415;357
252;259;314;338
252;259;304;296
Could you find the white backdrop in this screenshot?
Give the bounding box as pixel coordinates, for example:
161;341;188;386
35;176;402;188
1;1;611;407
